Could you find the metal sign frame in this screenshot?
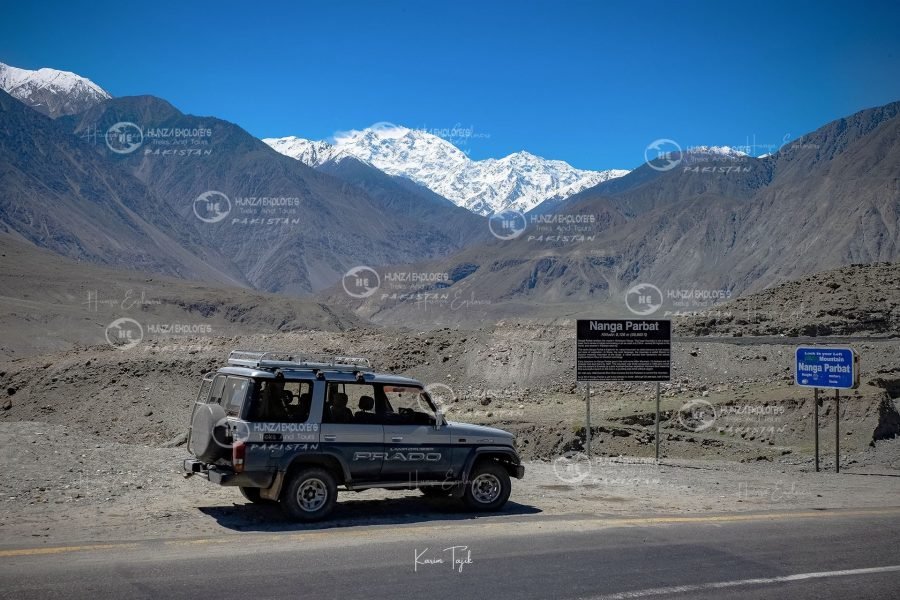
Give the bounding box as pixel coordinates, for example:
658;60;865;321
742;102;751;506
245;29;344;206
576;319;672;461
796;346;860;474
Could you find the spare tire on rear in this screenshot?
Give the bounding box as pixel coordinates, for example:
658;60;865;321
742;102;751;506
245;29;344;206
189;402;229;463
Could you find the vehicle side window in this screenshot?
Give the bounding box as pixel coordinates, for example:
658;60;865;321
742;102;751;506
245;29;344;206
208;375;226;404
246;379;313;423
378;385;435;426
221;377;249;417
324;382;376;424
196;376;214;404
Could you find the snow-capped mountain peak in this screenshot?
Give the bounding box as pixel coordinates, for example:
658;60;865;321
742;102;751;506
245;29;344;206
0;61;111;117
264;124;629;215
264;136;340;167
684;145;749;157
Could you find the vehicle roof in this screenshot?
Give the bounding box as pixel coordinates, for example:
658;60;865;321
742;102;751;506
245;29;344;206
216;366;423;387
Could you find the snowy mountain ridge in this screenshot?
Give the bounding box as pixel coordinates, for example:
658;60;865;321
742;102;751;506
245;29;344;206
0;61;111;117
264;123;629;215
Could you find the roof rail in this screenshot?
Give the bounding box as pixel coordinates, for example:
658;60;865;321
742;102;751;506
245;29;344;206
227;350;373;372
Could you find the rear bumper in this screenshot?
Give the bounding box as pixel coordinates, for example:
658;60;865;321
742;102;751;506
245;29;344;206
182;458;274;488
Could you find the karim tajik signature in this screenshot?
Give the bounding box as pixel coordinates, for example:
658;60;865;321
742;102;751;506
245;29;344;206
414;546;473;573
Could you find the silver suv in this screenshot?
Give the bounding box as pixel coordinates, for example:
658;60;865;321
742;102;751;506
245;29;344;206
183;351;525;521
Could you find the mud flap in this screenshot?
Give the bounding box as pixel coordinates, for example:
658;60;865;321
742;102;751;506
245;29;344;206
260;471;285;501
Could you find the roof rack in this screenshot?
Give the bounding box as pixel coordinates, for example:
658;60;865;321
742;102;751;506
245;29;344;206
227;350;373;372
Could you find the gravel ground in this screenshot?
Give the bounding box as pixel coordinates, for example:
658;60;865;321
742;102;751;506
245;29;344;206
1;421;897;548
1;325;898;548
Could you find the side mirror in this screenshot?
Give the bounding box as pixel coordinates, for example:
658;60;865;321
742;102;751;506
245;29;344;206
434;410;445;428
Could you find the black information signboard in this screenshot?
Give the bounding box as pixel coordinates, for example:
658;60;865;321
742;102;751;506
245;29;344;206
576;319;671;382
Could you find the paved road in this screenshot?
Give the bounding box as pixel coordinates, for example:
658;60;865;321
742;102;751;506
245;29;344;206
1;508;898;599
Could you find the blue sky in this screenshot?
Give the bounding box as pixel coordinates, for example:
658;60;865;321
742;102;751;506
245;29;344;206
2;0;899;170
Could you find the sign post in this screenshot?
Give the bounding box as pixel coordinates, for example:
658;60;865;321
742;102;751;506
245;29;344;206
814;387;819;472
577;319;671;460
586;382;591;459
655;382;661;461
795;347;859;474
835;389;840;473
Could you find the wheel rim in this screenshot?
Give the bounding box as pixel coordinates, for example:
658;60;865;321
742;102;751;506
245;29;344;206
471;473;502;504
296;478;328;512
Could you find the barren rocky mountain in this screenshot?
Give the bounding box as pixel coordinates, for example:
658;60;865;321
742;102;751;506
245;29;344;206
0;90;245;286
336;101;900;326
59;95;489;294
1;91;491;296
3;75;898;318
314;154;490;248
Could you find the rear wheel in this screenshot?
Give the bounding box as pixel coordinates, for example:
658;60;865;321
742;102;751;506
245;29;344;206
462;461;511;511
280;468;338;521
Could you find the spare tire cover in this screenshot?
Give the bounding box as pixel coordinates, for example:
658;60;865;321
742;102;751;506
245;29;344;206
190;403;229;463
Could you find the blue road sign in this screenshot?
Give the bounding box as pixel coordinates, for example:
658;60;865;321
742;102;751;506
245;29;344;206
795;347;859;389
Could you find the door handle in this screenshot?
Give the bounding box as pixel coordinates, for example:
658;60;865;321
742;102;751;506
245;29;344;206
323;434;337;441
391;436;403;442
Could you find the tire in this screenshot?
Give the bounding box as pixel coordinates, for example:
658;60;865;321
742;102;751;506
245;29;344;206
280;468;338;522
189;403;229;463
239;486;271;504
462;461;511;511
420;486;453;498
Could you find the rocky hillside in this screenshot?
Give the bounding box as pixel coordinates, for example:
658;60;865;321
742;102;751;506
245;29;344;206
677;262;900;337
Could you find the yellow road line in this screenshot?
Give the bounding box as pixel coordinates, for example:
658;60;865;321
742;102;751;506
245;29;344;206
2;507;898;559
0;543;138;557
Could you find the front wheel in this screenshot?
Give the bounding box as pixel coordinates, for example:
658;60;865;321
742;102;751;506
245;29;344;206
280;468;338;521
462;461;511;511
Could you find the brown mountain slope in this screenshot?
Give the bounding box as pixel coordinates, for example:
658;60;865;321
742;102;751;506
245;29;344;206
0;234;361;358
